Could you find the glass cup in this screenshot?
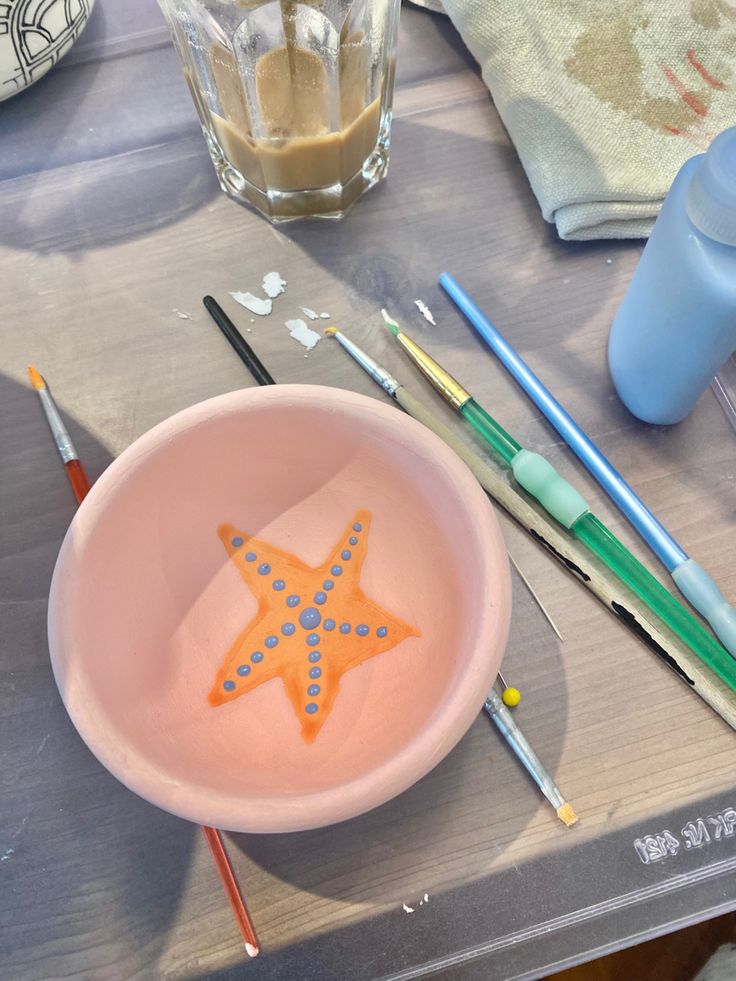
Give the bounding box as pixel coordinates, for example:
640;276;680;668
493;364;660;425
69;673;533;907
158;0;400;222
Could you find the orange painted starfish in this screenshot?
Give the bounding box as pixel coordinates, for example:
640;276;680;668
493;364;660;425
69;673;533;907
210;510;419;742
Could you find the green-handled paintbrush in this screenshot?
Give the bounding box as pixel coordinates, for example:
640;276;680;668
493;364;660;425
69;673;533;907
382;311;736;695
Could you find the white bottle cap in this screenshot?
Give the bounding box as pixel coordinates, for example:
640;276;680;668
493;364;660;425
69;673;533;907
685;126;736;246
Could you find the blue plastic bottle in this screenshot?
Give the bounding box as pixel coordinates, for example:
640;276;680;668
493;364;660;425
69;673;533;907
608;127;736;425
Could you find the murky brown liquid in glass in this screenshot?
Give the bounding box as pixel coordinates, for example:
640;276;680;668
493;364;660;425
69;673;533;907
188;14;381;196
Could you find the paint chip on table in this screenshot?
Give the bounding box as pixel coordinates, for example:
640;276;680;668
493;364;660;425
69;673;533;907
320;311;331;319
402;903;415;914
230;292;273;316
301;307;319;320
414;300;436;325
285;318;321;351
262;271;287;298
172;308;192;320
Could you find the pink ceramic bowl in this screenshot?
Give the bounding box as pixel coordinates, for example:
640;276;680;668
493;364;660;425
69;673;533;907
48;385;511;832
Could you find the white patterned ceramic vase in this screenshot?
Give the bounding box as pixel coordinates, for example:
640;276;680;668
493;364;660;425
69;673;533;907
0;0;95;102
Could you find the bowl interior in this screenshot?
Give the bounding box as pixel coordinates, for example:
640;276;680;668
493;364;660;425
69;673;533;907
49;386;508;830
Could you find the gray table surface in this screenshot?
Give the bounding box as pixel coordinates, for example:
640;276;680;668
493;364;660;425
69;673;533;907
2;2;736;980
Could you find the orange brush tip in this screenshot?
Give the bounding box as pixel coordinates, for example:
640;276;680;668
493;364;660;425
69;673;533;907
27;364;46;390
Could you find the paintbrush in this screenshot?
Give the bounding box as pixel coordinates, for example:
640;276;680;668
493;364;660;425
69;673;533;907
484;689;577;827
381;313;736;695
323;326;736;731
201;826;259;957
27;365;91;505
439;273;736;658
27;365;260;957
203;295;275;386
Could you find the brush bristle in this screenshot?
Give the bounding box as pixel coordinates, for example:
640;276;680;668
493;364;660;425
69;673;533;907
557;803;578;827
27;364;45;390
381;312;400;337
380;308;401;336
324;326;338;336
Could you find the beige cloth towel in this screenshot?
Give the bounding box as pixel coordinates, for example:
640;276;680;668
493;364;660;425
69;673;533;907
414;0;736;240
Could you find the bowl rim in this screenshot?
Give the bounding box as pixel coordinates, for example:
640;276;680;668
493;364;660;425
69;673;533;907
47;384;511;832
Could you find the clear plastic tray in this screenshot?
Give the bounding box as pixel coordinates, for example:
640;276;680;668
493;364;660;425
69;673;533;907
713;355;736;433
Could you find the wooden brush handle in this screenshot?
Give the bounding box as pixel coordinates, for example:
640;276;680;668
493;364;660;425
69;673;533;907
65;459;91;505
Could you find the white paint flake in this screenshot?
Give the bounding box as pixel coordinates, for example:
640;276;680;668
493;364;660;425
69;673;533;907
402;903;415;914
262;271;287;298
424;893;430;902
319;311;331;319
414;300;436;326
285;318;321;351
172;308;192;320
301;307;319;320
230;292;273;316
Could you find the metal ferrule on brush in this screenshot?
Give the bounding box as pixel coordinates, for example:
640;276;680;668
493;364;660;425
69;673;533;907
333;330;400;397
38;387;78;463
394;333;471;410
